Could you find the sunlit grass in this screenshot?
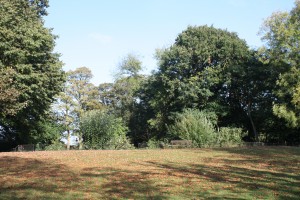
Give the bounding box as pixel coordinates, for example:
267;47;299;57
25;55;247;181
0;147;299;199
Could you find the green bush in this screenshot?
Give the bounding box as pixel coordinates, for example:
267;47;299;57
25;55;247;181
217;127;245;147
146;138;168;149
168;109;216;147
44;142;66;151
106;134;135;150
81;110;133;149
168;109;244;147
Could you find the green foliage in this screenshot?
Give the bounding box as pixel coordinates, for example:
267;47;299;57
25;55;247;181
260;1;300;129
219;51;282;141
0;0;65;144
168;109;216;147
139;25;250;140
53;67;102;149
146;138;168;149
30;119;63;145
0;68;26;116
168;109;244;147
44;142;66;151
115;53;143;78
99;54;146;145
217;127;245;147
80;110;133;149
273;66;300;128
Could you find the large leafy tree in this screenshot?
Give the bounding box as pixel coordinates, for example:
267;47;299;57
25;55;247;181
98;55;145;143
140;26;250;138
52;86;77;150
0;0;65;144
0;68;26;116
260;0;300;129
55;67;102;149
220;51;283;141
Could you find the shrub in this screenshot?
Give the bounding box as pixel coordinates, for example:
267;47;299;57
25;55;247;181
168;109;216;147
217;127;245;147
168;109;244;147
81;110;133;149
146;138;168;149
44;142;66;151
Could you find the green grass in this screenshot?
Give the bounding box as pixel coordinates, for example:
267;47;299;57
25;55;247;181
0;146;299;199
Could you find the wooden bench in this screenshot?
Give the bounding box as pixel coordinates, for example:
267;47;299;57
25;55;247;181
12;144;35;152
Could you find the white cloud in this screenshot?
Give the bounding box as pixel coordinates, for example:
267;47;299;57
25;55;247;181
88;33;112;44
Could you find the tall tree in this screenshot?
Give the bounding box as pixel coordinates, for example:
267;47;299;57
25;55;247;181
0;0;65;144
98;54;146;144
260;0;300;129
52;87;77;150
101;54;144;124
0;68;26;116
57;67;102;149
140;26;250;139
220;51;281;141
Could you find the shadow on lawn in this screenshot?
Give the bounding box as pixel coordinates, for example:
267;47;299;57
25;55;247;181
0;156;168;199
217;146;300;157
0;147;299;199
81;167;168;199
0;156;82;199
143;152;300;199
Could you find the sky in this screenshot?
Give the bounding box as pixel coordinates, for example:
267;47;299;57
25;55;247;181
44;0;295;85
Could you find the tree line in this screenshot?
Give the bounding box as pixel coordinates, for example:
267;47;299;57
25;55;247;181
0;0;299;151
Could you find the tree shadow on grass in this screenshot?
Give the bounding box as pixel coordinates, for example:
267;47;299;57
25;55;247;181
143;158;300;199
1;148;299;199
0;156;168;199
217;146;300;158
81;167;168;199
0;156;84;199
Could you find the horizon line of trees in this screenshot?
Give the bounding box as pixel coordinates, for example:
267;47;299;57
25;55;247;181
0;0;299;151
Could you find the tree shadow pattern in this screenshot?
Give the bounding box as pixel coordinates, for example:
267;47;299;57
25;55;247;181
0;147;299;200
0;156;168;200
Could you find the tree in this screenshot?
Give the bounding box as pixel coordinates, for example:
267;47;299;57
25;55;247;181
59;67;102;149
0;68;26;116
52;87;77;150
98;55;145;144
140;26;250;139
0;0;65;145
218;51;283;141
260;0;300;129
114;53;142;78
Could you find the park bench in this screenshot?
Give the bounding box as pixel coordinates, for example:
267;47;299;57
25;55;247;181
12;144;35;152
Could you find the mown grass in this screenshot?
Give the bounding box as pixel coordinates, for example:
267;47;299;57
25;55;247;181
0;146;299;199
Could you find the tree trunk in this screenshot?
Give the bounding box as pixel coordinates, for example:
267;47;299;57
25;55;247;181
247;102;258;141
78;134;83;150
67;129;71;150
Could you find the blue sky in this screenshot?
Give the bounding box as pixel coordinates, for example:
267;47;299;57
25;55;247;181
44;0;295;85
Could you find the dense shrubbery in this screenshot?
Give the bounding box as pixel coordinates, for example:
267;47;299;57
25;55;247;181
217;127;245;147
80;110;134;150
168;109;245;147
43;142;66;151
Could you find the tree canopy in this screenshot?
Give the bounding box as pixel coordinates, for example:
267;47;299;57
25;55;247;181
260;0;300;128
0;0;65;145
1;1;299;150
139;25;250;138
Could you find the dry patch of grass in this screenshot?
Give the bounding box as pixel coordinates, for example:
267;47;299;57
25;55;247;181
0;147;299;199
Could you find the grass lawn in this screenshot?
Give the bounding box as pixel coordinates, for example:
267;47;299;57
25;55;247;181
0;146;299;199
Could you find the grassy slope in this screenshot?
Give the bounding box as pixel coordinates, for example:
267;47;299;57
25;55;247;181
0;147;299;200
